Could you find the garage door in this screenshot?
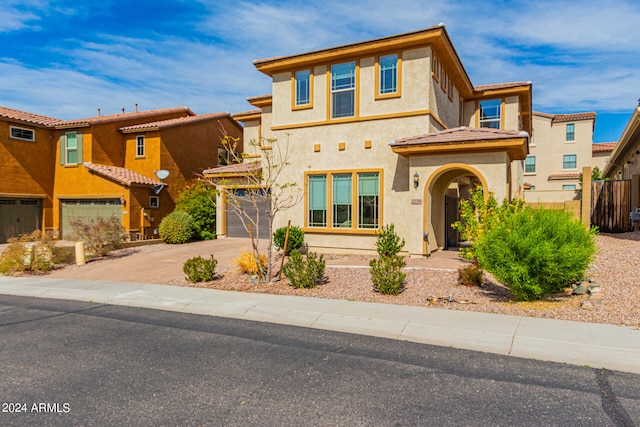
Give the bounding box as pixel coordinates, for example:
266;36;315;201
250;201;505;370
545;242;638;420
0;198;42;243
61;199;122;239
226;190;270;239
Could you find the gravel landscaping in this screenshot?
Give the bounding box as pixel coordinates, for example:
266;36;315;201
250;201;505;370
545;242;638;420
169;232;640;329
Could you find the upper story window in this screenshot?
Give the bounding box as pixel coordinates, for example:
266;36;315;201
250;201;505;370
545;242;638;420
563;154;577;169
61;132;82;165
566;123;575;142
525;156;536;173
331;61;356;119
218;147;229;166
479;99;501;129
294;69;311;107
10;126;35;141
378;54;398;96
136;135;145;157
432;55;440;81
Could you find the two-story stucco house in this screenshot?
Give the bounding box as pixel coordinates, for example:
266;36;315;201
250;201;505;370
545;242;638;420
0;107;62;242
52;107;242;239
213;24;532;256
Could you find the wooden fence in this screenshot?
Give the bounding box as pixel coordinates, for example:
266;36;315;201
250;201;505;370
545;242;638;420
591;180;631;232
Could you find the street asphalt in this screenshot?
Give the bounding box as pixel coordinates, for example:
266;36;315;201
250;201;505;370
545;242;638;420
1;275;639;375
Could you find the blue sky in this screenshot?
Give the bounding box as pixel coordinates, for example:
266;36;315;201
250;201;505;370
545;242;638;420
1;0;639;142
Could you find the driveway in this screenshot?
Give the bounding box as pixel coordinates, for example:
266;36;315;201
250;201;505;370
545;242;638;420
46;238;266;284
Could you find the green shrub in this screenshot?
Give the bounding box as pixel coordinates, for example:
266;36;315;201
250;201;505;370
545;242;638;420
159;211;195;244
273;225;304;254
70;215;124;256
475;208;597;301
175;182;217;240
452;186;524;260
183;255;217;283
457;261;483;287
375;224;405;257
370;255;407;295
282;250;326;289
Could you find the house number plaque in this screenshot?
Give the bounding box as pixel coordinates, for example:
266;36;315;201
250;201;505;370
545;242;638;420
411;199;422;205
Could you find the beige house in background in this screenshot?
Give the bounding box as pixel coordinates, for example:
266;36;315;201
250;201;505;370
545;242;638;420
524;112;595;202
212;24;532;256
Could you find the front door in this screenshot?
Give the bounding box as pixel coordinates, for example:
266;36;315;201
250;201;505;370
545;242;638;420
444;195;459;249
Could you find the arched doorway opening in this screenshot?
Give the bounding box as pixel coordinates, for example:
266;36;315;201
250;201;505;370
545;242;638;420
422;164;488;254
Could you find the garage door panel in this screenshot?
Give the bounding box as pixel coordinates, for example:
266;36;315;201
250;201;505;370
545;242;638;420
226;196;270;239
61;199;121;239
0;199;42;243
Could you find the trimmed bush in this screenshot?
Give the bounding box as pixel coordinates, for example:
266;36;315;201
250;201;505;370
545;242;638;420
457;261;483;287
273;225;304;255
159;211;195;244
375;224;405;257
70;215;124;256
236;250;268;275
175;182;217;240
282;250;326;289
475;208;597;301
370;255;406;295
183;255;217;283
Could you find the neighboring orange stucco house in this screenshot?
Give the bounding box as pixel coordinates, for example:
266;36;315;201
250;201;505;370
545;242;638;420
1;105;242;242
0;107;62;242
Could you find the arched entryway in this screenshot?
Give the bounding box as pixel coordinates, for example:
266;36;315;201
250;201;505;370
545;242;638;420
422;163;488;254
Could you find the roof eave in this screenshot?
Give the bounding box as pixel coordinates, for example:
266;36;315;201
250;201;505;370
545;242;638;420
390;137;528;161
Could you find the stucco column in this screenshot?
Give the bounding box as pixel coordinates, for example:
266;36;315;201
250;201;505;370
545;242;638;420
581;166;592;225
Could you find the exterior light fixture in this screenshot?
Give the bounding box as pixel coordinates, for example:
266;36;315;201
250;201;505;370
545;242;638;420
413;172;420;189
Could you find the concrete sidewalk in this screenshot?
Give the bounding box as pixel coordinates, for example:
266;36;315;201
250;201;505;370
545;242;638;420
1;275;639;374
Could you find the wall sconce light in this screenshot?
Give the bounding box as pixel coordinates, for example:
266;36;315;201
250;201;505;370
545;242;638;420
413;172;420;189
119;196;126;207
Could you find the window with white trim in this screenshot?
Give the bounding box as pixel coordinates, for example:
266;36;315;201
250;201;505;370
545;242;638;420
136;135;145;157
562;184;576;190
566;123;575;141
149;196;159;208
61;132;82;165
378;54;398;95
331;62;356;119
295;69;311;106
563;154;577;169
525;156;536;173
479;99;501;129
307;171;380;230
10;126;35;141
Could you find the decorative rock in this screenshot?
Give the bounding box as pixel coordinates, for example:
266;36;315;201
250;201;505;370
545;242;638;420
249;275;259;284
271;277;280;282
581;300;593;309
573;283;588;295
587;286;602;294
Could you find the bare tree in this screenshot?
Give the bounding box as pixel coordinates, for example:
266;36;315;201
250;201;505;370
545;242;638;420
207;135;302;281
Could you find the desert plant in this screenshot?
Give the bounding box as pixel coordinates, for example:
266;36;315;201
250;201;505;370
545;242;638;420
475;207;597;301
457;260;483;287
159;211;195;244
452;186;524;260
282;250;326;288
175;182;217;240
235;250;268;275
183;255;217;283
70;215;125;256
375;224;405;257
370;255;407;295
273;225;304;255
0;231;55;274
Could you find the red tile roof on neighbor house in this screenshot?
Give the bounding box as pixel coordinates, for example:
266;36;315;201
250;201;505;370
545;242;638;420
534;111;597;123
202;161;262;176
593;142;617;153
83;162;162;187
0;106;62;127
548;173;581;180
119;112;232;133
391;126;529;146
57;107;195;128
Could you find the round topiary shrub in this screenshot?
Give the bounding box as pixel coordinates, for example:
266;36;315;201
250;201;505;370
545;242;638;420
159;211;195;244
273;225;304;254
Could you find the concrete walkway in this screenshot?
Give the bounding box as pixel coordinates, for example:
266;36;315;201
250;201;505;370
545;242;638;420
1;275;639;374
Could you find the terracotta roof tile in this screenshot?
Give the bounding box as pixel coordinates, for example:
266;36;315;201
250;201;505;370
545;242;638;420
593;142;617;153
83;162;162;187
474;82;531;92
58;107;195;127
233;109;262;118
203;161;261;176
119;112;230;133
391;126;528;146
533;111;596;122
548;173;580;180
0;106;62;127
